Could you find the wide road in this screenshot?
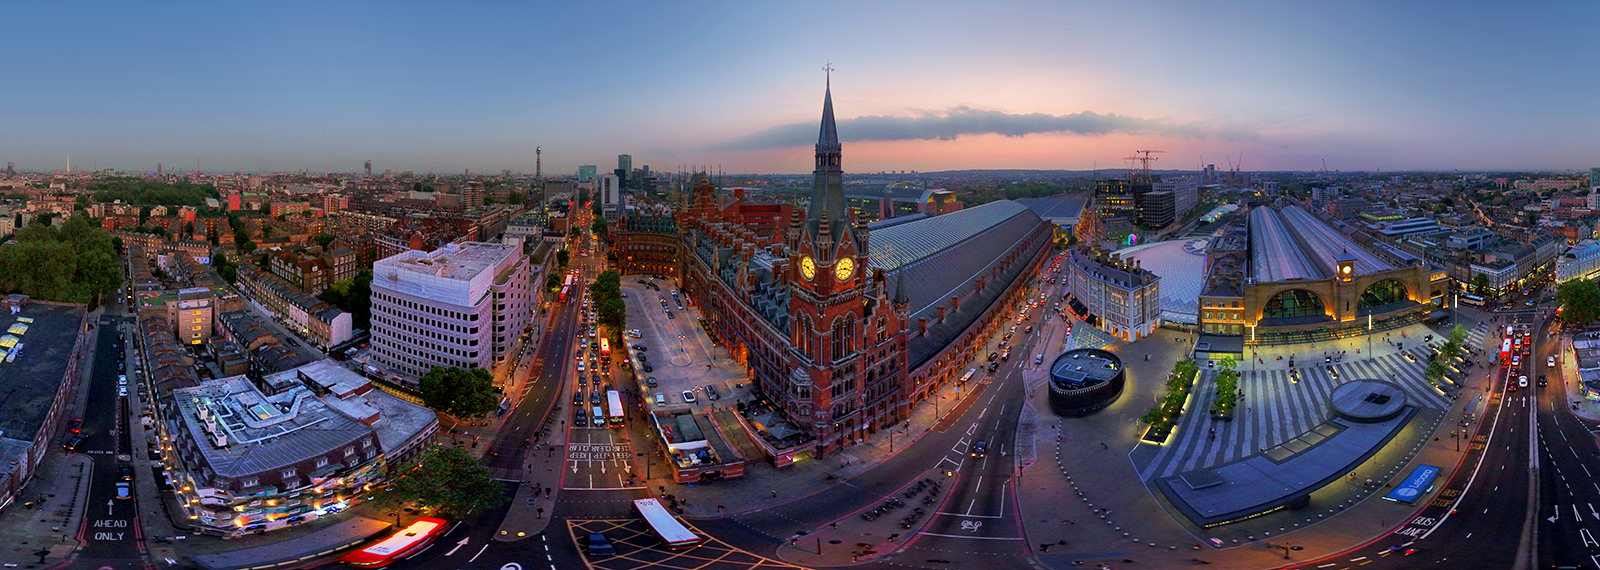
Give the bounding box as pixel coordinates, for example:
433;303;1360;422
1533;306;1600;570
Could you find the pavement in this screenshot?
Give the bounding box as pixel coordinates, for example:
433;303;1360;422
1014;309;1503;569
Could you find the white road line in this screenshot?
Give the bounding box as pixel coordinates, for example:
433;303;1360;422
918;532;1024;540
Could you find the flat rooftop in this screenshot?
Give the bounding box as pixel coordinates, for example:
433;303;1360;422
0;304;86;443
1049;349;1121;390
378;242;513;282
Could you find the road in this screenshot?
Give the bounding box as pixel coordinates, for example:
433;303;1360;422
72;314;154;570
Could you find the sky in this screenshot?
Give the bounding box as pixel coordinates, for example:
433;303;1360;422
5;1;1599;175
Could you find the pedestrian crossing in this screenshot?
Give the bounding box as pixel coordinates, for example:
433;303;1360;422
1137;351;1451;481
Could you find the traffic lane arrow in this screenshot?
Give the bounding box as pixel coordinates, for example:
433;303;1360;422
107;499;114;515
445;537;469;556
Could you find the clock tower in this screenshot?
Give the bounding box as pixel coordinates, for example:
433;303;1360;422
786;69;875;454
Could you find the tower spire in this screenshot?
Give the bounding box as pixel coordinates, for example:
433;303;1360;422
807;64;847;238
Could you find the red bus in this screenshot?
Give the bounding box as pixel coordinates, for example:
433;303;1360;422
338;517;448;567
559;286;570;303
598;337;611;357
1501;338;1513;365
633;498;703;550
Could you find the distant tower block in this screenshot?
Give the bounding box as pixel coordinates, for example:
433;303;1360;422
365;160;373;178
536;146;542;179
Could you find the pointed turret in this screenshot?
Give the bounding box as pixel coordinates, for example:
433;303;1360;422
806;73;848;240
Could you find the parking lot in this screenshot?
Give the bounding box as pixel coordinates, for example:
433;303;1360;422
618;280;750;412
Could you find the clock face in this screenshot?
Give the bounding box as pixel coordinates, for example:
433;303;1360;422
834;257;855;281
800;256;816;280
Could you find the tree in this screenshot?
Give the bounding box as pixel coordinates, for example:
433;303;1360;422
590;217;607;238
370;446;506;518
1558;279;1600;326
238;240;257;254
507;191;523;205
544;273;561;291
212;252;238;284
556;249;569;268
0;214;122;307
319;270;373;329
1470;274;1490;296
314;233;337;249
418;366;499;419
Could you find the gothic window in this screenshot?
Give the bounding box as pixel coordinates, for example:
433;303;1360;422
796;316;813;359
831;317;854;361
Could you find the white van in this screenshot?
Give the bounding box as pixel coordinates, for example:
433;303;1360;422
591;406;605;426
1549;355;1556;367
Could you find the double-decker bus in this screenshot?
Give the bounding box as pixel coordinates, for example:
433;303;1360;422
633;498;703;550
558;285;571;303
1459;293;1486;307
338;517;449;567
599;337;611;357
606;390;624;427
1501;338;1513;365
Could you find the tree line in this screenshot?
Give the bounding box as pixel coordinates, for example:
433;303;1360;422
0;214;123;307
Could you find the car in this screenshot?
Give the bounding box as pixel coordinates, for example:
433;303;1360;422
1207;360;1215;368
970;440;987;458
114;482;132;500
1508;379;1519;392
1402;351;1417;363
591;391;602;405
1034;354;1044;365
120;464;134;481
576;408;588;422
66;418;83;433
1519;375;1529;388
988;352;999;362
1538;375;1548;387
681;390;696;404
1549;356;1557;367
988;362;999;372
1324;355;1332;363
655;393;666;405
62;434;86;452
118;386;128;398
643;363;653;372
667;312;675;320
633;344;647;351
705;385;720;400
1024;325;1033;334
577;361;586;372
1527;300;1537;307
580;338;588;347
593;411;606;427
585;533;616;556
118;374;128;386
573;391;583;405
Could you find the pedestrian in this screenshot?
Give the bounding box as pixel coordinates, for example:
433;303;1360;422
771;489;778;498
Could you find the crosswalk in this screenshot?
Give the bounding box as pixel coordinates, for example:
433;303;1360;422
1138;351;1452;481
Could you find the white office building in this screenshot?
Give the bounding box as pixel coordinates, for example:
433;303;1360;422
369;242;530;388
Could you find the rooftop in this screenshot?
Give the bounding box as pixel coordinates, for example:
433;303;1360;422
1116;239;1208;324
0;304;85;445
379;241;514;281
1014;196;1088;225
171;359;436;480
1049;348;1121;390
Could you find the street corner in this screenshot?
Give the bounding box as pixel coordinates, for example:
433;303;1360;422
776;469;950;566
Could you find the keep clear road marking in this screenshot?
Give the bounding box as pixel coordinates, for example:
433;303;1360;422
1582;528;1600;549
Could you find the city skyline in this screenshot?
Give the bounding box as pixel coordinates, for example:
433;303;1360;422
5;1;1598;175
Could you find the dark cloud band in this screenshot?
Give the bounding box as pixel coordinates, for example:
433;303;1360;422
712;106;1253;150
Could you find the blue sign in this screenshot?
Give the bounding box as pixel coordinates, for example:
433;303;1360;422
1383;465;1440;504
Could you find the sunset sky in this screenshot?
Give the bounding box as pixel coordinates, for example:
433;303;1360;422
5;1;1597;175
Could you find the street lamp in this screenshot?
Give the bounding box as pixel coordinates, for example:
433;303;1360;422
387;511;401;527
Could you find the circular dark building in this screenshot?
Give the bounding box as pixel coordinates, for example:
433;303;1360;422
1047;348;1125;417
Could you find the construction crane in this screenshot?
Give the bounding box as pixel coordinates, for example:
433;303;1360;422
1321;158;1328;175
1121;149;1166;183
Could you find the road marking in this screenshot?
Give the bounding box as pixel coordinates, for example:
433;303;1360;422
918;532;1023;540
1584;528;1600;549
